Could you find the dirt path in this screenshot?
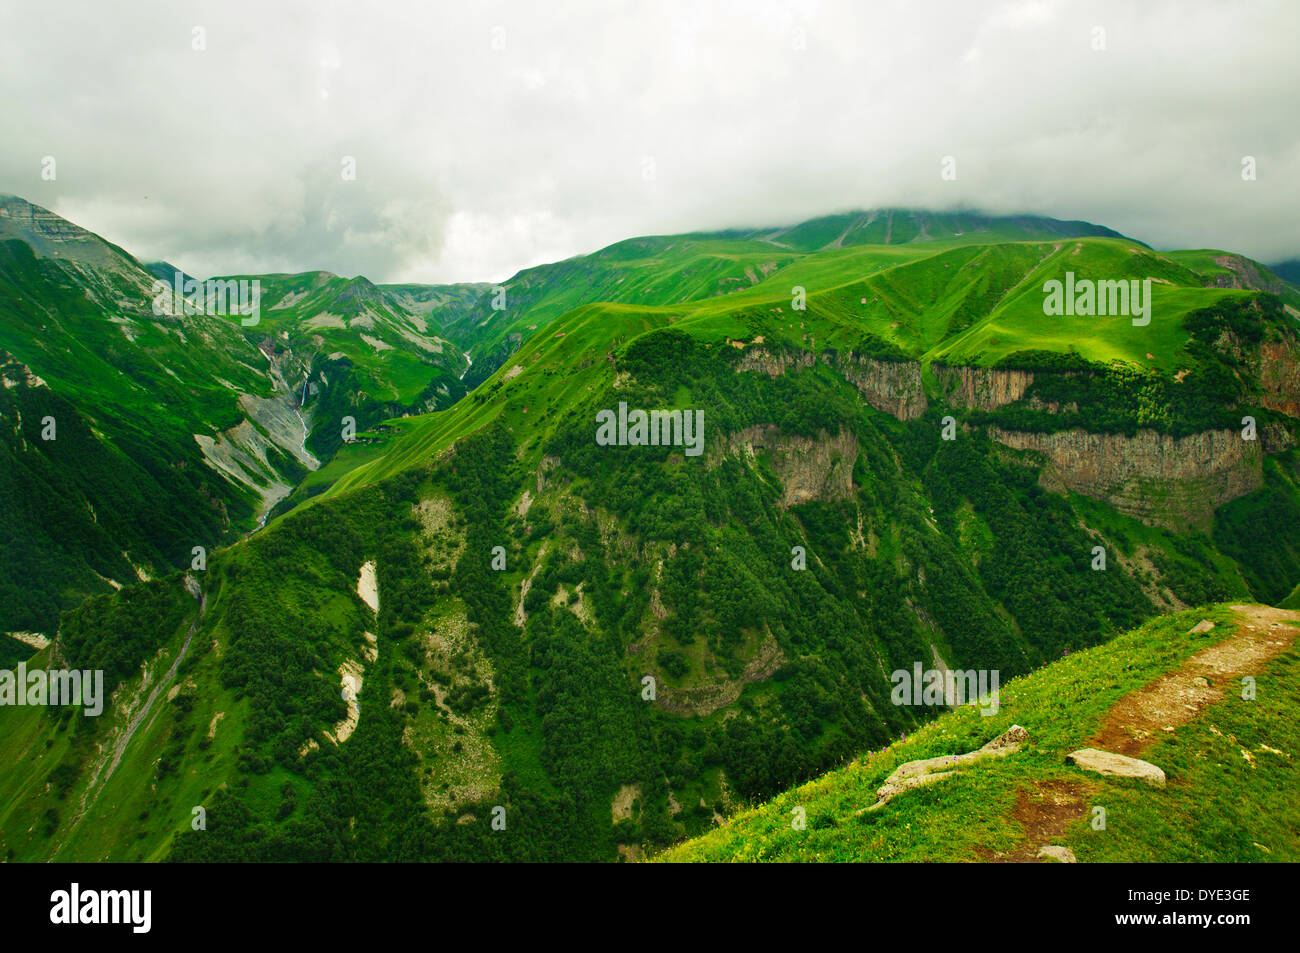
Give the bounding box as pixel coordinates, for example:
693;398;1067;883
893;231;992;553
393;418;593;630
1000;780;1092;862
991;604;1300;862
1089;604;1298;756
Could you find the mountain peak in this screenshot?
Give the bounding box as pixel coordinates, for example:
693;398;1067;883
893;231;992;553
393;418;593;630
0;193;140;272
755;207;1139;253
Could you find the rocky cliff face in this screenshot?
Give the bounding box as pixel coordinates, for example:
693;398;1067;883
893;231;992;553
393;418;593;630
0;194;141;277
734;347;817;378
736;346;927;420
932;364;1037;411
990;427;1263;529
715;424;858;507
1208;254;1294;297
0;352;47;391
1259;338;1300;418
830;352;928;420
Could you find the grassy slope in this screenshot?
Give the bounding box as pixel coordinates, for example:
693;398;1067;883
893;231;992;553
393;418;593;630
315;234;1288;502
0;619;241;863
0;206;478;629
324;302;667;498
661;604;1298;862
440;237;803;382
0;238;277;629
5;206;1300;863
0;240;273;445
0;535;379;861
216;271;469;405
439;210;1140;379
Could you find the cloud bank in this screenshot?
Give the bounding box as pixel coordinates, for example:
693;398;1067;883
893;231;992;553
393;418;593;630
2;0;1296;283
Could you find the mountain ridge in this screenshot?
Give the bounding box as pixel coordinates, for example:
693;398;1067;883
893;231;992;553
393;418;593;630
2;196;1299;864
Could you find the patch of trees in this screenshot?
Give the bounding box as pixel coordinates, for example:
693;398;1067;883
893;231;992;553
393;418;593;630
60;577;191;696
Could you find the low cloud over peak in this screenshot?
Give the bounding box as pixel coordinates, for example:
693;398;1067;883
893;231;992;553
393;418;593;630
2;0;1296;283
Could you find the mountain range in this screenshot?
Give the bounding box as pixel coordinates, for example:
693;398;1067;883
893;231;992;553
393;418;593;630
2;195;1298;862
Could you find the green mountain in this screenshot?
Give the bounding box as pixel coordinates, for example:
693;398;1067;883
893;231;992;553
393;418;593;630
1268;258;1300;288
0;196;473;636
2;199;1299;863
439;209;1142;390
143;260;199;288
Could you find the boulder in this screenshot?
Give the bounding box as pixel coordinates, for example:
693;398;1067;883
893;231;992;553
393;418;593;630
1066;748;1166;787
860;725;1029;812
1037;845;1078;863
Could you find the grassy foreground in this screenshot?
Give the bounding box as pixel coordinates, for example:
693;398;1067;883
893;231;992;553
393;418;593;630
660;604;1299;862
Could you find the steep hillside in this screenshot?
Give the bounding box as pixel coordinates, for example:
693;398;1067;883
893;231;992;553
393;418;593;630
438;210;1143;389
440;236;803;388
206;270;473;461
3;202;1299;864
324;229;1300;502
379;282;491;328
0;195;300;634
0;197;468;634
662;604;1300;862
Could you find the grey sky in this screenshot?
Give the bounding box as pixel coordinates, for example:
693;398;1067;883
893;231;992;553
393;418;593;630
2;0;1296;284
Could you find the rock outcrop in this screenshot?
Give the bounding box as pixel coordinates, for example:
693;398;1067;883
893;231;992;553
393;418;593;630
0;194;141;276
735;347;927;420
990;427;1262;530
932;364;1038;411
716;425;858;507
1037;845;1078;863
325;660;365;745
0;353;48;391
1259;338;1300;418
828;353;928;420
656;631;785;717
1209;253;1294;297
734;347;816;378
356;561;379;614
859;724;1029;813
1066;748;1166;787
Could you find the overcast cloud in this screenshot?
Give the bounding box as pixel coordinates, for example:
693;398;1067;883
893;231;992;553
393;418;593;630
1;0;1297;284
